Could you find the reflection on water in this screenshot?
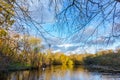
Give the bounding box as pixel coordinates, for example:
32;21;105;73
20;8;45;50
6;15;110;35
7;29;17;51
0;65;120;80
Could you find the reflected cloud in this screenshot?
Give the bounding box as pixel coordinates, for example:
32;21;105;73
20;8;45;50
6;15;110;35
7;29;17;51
1;66;119;80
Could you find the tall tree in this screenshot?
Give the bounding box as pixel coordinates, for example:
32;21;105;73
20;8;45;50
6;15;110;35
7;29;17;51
0;0;15;69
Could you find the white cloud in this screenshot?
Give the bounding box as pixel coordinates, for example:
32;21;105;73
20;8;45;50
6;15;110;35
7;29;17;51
57;43;80;49
52;49;61;53
57;44;74;48
83;26;95;36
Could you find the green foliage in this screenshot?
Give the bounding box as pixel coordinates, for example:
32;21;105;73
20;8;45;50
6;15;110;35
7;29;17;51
84;50;120;67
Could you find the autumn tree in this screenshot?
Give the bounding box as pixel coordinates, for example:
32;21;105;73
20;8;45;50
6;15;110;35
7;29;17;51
0;0;15;69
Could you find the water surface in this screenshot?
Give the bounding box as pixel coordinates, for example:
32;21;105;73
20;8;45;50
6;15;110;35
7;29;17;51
0;65;120;80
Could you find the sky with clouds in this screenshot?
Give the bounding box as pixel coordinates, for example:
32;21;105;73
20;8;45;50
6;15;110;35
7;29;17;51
16;0;120;54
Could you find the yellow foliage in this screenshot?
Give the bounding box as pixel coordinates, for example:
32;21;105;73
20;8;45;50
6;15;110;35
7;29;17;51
67;59;74;65
28;36;41;46
0;29;7;37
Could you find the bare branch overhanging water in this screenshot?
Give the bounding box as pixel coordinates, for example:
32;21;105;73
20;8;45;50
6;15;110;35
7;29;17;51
8;0;120;48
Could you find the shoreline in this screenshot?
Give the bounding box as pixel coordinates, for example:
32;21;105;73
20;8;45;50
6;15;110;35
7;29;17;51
1;64;120;73
85;65;120;73
0;66;39;72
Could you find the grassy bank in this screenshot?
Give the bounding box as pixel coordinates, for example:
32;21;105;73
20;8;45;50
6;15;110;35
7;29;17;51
85;65;120;73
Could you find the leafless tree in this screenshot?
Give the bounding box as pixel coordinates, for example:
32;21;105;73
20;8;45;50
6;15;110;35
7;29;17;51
7;0;120;47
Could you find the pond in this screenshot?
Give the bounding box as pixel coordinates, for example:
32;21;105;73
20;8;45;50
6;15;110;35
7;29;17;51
0;65;120;80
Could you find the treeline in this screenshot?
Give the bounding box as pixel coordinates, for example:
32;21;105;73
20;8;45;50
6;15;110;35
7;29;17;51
0;37;89;70
0;28;120;70
84;49;120;68
1;33;120;71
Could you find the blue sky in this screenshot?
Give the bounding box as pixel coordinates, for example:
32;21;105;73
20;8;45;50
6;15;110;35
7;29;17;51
16;0;120;54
